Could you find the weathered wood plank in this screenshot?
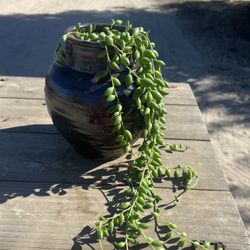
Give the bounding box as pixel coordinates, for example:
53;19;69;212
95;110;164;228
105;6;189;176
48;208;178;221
165;83;197;106
0;76;249;249
0;76;44;100
166;104;209;140
0;98;209;140
0;132;227;190
0;76;197;105
0;182;248;250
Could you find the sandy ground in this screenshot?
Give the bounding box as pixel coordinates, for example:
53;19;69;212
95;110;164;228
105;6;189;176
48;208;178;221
0;0;249;236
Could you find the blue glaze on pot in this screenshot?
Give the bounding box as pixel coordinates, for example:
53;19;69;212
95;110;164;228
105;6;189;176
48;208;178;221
45;28;143;160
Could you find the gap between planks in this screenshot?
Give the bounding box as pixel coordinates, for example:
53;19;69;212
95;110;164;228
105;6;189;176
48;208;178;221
0;179;229;192
0;130;211;142
0;95;198;107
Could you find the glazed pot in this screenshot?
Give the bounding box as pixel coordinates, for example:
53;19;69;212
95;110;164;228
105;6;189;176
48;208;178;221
45;24;143;160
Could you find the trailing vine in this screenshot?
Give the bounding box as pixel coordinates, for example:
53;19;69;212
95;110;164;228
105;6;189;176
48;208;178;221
61;19;215;250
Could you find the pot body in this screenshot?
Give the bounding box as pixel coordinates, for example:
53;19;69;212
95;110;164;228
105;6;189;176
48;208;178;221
45;29;143;160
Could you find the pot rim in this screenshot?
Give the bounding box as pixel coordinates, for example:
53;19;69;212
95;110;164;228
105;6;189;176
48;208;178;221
65;23;127;48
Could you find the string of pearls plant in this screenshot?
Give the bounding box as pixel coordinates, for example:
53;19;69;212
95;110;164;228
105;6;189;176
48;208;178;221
60;19;216;250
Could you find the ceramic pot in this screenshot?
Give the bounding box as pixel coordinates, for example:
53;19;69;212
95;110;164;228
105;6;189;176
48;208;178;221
45;24;143;160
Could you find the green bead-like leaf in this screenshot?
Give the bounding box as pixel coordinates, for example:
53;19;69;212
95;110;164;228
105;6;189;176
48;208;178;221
113;115;122;126
120;55;130;66
99;32;106;40
132;87;143;101
62;34;67;41
147;92;153;103
108;220;114;234
120;39;126;49
106;36;113;46
136;98;141;108
140;57;151;65
144;49;156;59
125;20;131;31
155;78;165;87
115;241;126;248
181;232;187;238
75;22;81;30
155;59;166;67
150;101;161;113
112;111;120;117
134;50;140;60
141;78;154;88
204;241;211;249
152;49;159;57
177;239;185;247
187;168;193;180
128;222;137;230
103;228;109;237
144;107;150;115
106;94;116;102
151;211;159;218
114;135;124;142
158;88;169;96
137;196;145;205
163;232;172;240
128;238;137;244
165;167;171;178
121;201;130;209
174;169;180;178
135;202;144;212
112;77;121;86
125;74;133;87
145;72;154;81
124;129;132;141
119;212;125;226
151;90;163;101
120;140;128;147
144;202;154;209
133;27;140;36
151;240;164;247
112;54;120;63
124;145;131;153
124;46;132;53
110;61;120;71
155;70;162;78
88;24;93;33
97;227;103;239
115;19;123;25
90;33;99;40
168;222;177;230
112;123;122;133
138;223;150;229
134;35;142;45
152;169;158;178
192;241;200;248
107;104;117;114
116;104;122;112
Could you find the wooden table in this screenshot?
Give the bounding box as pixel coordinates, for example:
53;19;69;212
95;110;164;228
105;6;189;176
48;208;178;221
0;76;249;250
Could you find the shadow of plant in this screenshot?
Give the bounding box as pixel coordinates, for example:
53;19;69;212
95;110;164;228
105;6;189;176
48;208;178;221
69;166;189;249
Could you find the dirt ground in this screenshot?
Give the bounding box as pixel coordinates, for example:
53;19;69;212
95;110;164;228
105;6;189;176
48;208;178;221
0;0;249;237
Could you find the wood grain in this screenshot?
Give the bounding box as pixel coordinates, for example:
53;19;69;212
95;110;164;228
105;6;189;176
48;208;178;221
0;132;226;191
0;76;197;105
0;182;249;250
0;76;249;249
0;98;209;140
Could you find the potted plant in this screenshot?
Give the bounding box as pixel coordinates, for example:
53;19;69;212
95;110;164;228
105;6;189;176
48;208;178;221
45;19;211;249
